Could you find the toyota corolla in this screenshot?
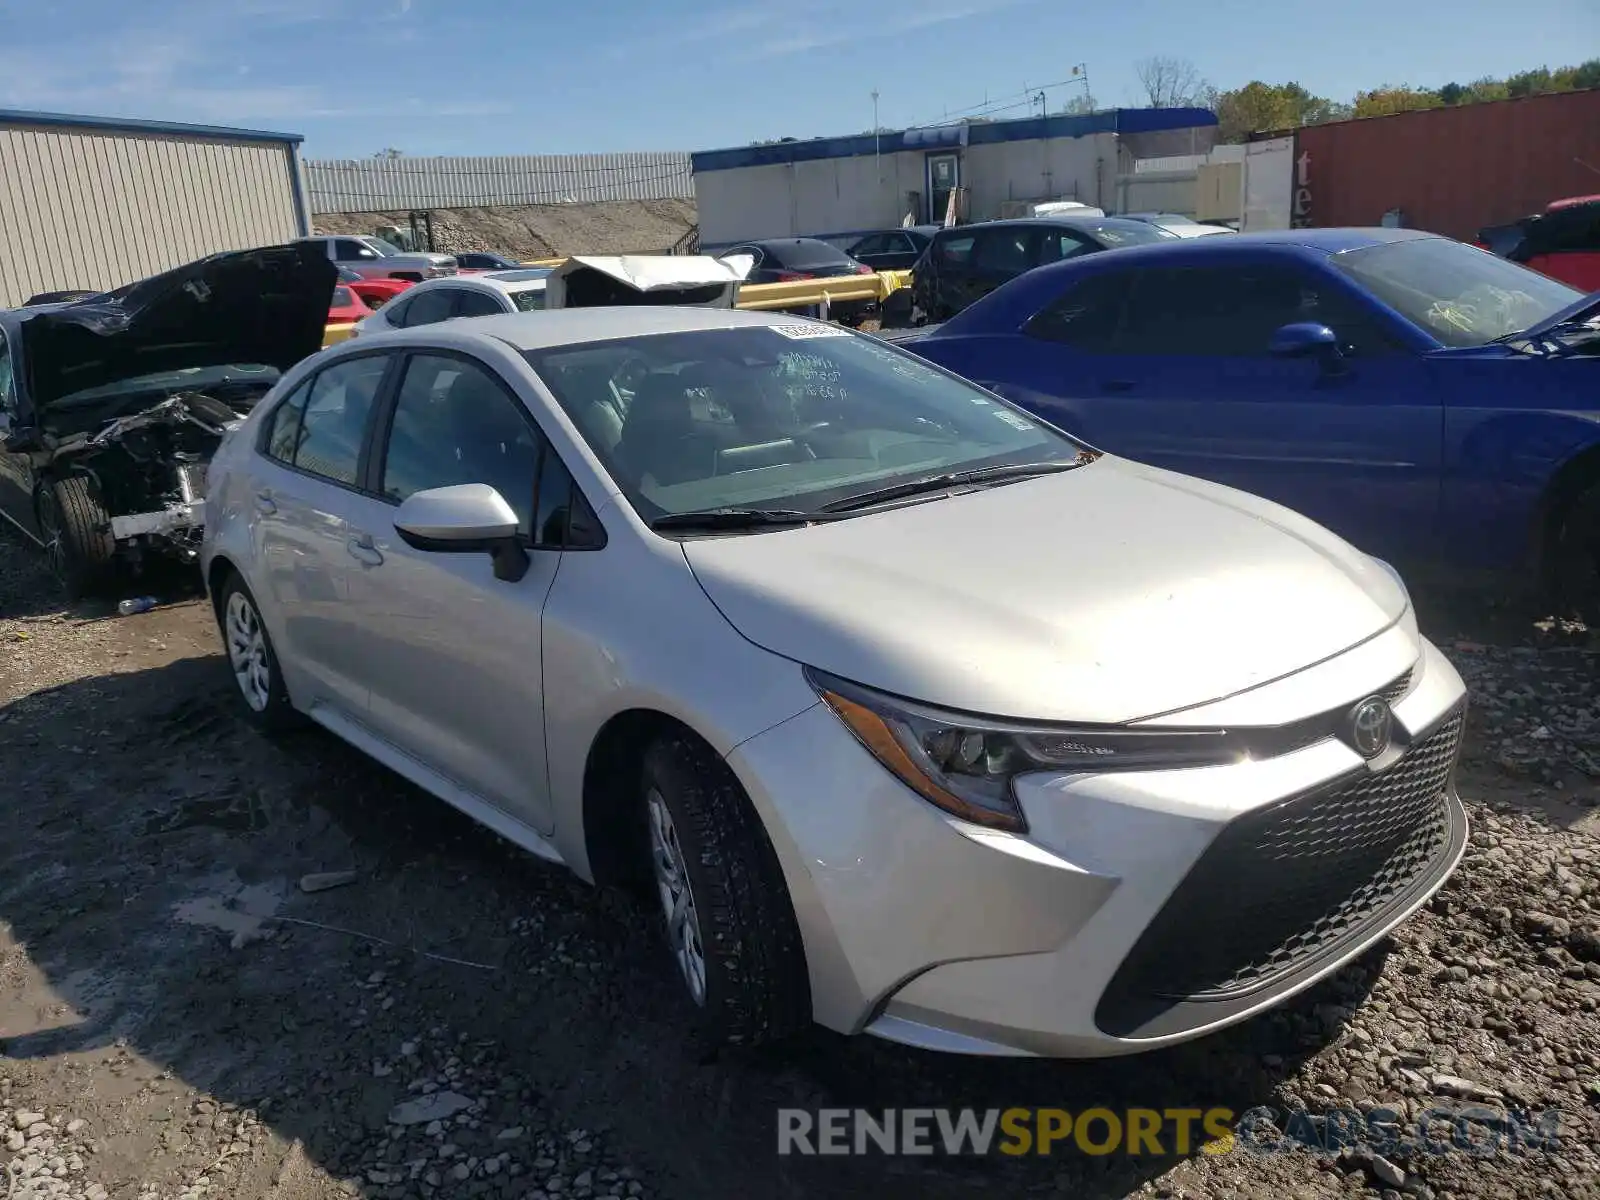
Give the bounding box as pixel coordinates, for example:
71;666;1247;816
200;307;1468;1058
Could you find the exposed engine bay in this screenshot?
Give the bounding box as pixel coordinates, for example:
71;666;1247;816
28;370;275;565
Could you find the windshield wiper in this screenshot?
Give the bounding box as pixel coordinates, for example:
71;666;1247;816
1489;316;1600;351
649;507;822;532
818;460;1086;514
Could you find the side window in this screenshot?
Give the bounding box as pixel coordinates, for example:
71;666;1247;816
263;378;314;463
852;234;890;257
453;289;506;319
335;239;379;262
0;333;15;417
379;354;541;536
1023;272;1132;352
1036;230;1097;265
292;356;389;485
398;288;457;328
382;295;413;326
1115;266;1396;358
936;234;976;268
971;229;1033;276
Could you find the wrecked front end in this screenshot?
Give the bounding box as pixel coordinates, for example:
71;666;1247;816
14;369;279;571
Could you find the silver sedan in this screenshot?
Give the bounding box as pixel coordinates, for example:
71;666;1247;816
200;306;1468;1058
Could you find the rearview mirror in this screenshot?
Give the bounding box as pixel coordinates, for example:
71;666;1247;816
393;483;530;582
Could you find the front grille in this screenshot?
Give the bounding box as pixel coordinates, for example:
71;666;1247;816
1377;669;1413;704
1096;709;1463;1037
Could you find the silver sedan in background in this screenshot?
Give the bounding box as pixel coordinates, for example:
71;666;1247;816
200;307;1467;1058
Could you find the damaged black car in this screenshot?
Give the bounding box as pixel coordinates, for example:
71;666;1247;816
0;243;335;597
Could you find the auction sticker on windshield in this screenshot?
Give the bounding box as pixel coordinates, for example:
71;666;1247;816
769;324;851;339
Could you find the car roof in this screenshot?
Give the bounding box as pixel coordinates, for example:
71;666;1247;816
359;305;825;352
403;272;547;296
1028;226;1438;263
737;237;845;249
934;215;1155;235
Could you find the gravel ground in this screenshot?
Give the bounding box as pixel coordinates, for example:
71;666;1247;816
1;533;1597;1200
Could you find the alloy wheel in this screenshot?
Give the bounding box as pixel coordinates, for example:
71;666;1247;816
224;591;272;713
36;494;66;584
647;787;708;1005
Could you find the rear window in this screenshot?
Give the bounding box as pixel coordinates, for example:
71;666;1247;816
511;287;546;312
766;240;857;269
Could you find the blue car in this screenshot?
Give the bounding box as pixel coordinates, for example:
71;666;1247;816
894;228;1600;608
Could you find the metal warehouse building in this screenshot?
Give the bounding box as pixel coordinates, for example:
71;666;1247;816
691;107;1219;250
0;108;311;308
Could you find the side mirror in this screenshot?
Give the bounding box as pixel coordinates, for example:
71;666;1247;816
393;483;530;582
1269;322;1346;372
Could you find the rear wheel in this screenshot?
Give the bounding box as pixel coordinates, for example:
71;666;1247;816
216;572;301;734
36;475;115;599
639;736;810;1053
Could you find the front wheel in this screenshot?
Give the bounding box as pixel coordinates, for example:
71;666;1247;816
640;737;810;1052
36;475;115;599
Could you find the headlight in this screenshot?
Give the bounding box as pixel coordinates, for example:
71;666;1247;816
806;668;1240;834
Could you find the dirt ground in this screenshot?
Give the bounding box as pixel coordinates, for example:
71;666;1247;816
1;530;1598;1200
311;200;698;261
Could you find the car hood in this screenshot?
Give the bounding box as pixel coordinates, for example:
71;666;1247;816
681;457;1408;724
1522;287;1600;340
20;243;336;411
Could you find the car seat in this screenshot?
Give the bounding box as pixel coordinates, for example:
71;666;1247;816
615;373;723;488
445;370;538;524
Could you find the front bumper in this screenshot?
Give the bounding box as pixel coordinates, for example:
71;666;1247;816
728;630;1468;1058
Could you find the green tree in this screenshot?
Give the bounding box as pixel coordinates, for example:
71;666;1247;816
1209;80;1346;142
1352;86;1443;118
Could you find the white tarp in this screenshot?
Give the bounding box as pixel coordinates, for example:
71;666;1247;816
544;254;754;309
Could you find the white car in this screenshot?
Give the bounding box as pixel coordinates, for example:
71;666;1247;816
1120;212;1237;237
201;307;1468;1058
352;269;551;338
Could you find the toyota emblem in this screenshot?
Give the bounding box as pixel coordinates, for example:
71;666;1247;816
1349;697;1394;759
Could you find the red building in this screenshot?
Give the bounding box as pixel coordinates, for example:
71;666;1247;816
1283;88;1600;240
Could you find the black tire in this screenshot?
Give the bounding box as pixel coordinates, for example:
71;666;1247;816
640;735;811;1053
1550;483;1600;625
36;475;115;599
215;571;302;734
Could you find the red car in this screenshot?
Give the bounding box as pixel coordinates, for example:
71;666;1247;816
335;265;412;309
1476;195;1600;292
328;283;373;324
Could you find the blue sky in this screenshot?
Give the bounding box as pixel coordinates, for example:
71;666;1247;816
0;0;1595;158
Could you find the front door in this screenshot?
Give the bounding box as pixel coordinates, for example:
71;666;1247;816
340;350;563;834
1001;260;1442;561
927;154;960;225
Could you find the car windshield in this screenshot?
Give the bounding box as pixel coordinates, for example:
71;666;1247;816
365;237;405;257
1081;221;1176;247
1331;237;1583;347
524;325;1083;524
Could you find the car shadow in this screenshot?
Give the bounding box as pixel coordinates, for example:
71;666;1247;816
0;522;207;620
0;652;1381;1199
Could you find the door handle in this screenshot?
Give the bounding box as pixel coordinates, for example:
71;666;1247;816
254;490;277;515
347;532;384;567
1099;380;1135;394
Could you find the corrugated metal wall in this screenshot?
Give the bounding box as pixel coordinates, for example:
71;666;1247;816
1293;89;1600;240
0;123;301;307
305;153;694;214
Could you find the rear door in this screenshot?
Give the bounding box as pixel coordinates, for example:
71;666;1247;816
964;225;1040;309
0;327;34;537
996;260;1441;559
247;352;396;717
921;231;975;319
